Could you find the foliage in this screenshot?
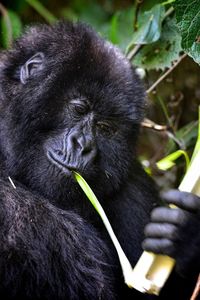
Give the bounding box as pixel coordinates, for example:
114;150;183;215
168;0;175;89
175;0;200;64
132;17;182;70
128;4;165;45
1;9;22;48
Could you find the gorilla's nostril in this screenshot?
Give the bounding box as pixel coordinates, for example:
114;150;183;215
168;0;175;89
81;145;92;155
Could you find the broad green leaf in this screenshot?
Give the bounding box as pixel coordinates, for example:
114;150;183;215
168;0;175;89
108;7;136;51
156;150;190;171
175;0;200;64
1;10;22;48
130;4;165;45
132;17;182;70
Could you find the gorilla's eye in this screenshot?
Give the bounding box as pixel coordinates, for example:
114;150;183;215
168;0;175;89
97;121;115;136
69;100;89;115
74;104;88;114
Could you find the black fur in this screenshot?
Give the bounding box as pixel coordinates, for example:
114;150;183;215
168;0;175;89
0;22;199;299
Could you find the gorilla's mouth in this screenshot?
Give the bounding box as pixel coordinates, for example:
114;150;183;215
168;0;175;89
47;150;75;176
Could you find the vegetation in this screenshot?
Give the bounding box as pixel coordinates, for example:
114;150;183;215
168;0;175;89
0;0;200;189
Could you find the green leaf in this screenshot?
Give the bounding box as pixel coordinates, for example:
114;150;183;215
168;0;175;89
141;0;163;11
76;2;108;29
108;7;136;51
156;150;190;171
73;171;136;288
1;10;22;48
175;0;200;64
176;121;198;148
178;107;200;194
130;4;165;45
73;172;100;213
166;121;198;154
191;107;200;160
132;17;182;70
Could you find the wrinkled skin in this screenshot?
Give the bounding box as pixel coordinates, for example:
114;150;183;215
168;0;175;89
0;21;199;300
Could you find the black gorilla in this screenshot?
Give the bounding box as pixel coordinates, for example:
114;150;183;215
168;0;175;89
0;22;199;300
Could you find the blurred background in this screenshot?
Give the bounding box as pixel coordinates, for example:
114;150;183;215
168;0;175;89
0;0;200;190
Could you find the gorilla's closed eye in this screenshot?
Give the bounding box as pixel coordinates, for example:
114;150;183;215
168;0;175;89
97;121;116;136
20;52;44;84
69;99;89;115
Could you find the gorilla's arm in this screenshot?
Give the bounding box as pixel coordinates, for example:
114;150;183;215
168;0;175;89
0;179;114;300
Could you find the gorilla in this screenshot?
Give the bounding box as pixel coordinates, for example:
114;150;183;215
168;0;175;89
0;21;199;300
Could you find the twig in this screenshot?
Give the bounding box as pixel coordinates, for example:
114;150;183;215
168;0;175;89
190;275;200;300
147;53;187;94
141;118;167;131
0;3;13;47
166;131;185;149
142;119;185;148
127;44;142;60
164;6;174;19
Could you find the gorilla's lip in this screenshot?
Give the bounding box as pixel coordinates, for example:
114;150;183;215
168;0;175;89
47;150;76;175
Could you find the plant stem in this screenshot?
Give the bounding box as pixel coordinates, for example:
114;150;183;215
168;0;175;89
127;44;142;60
147;53;187;94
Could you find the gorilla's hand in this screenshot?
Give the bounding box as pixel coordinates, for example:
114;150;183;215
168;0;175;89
142;190;200;276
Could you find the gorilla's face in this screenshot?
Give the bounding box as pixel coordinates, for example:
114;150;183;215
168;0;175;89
0;22;144;207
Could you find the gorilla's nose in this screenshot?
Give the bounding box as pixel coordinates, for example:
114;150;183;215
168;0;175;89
67;130;97;164
47;130;97;172
68;131;95;156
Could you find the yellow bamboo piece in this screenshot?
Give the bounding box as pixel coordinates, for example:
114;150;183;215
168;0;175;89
131;150;200;295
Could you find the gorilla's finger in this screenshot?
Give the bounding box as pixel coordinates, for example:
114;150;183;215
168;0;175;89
161;190;200;213
142;238;175;256
151;207;187;225
144;223;178;240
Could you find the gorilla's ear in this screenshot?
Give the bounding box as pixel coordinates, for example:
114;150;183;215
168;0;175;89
20;52;44;84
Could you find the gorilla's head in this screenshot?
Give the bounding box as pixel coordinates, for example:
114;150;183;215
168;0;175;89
0;22;145;208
